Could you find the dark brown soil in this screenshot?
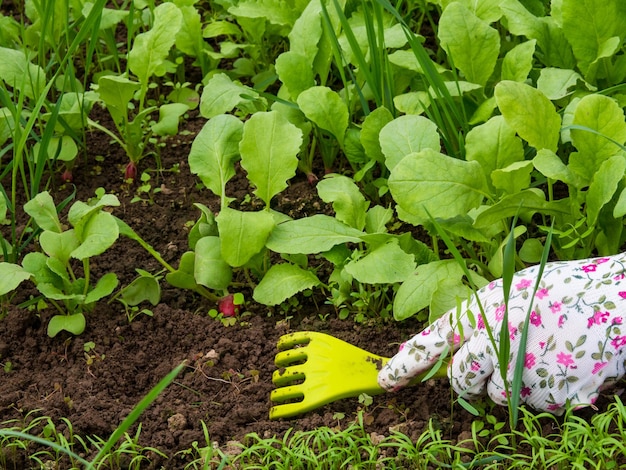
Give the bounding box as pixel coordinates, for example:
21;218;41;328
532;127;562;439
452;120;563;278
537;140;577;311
0;107;617;469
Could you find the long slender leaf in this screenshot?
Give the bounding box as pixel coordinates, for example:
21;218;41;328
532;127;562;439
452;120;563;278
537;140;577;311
509;222;553;426
88;362;186;469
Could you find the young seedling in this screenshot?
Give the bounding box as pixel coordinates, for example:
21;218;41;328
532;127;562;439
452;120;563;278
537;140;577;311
83;341;105;366
89;3;187;181
0;189;122;337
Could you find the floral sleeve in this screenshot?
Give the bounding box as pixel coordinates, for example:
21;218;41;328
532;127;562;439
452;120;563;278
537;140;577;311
379;253;626;415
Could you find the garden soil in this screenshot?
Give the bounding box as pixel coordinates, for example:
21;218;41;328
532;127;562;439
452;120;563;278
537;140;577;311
0;108;618;468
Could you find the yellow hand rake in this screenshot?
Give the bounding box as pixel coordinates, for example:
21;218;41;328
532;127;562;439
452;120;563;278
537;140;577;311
269;331;447;420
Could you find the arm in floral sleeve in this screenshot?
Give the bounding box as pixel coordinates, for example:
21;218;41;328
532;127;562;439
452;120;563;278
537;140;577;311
379;253;626;415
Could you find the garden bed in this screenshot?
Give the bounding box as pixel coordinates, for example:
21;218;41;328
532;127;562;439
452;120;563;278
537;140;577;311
2;0;626;467
0;110;487;468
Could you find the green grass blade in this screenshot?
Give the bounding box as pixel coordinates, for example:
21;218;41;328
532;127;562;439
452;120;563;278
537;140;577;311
87;361;186;468
374;0;468;157
509;221;554;426
498;214;519;399
0;430;91;467
425;210;500;379
322;0;369;113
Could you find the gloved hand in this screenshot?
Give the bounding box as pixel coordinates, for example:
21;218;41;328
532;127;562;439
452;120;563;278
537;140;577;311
378;254;626;415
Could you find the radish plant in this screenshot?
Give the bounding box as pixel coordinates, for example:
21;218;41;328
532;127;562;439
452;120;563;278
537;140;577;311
89;3;188;181
0;190;121;337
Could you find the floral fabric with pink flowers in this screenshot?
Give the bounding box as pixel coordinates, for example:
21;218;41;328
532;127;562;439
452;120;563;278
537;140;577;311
378;253;626;415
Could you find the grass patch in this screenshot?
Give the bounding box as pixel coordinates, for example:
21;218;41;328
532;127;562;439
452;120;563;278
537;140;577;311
3;398;626;469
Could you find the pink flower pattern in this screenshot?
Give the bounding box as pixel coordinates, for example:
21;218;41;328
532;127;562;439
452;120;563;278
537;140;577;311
549;301;562;313
587;311;610;328
380;253;626;416
458;254;626;413
494;304;505;321
530;311;541;326
557;352;574;368
592;362;608;374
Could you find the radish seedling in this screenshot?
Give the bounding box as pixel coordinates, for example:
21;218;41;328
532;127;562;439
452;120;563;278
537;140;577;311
89;3;187;181
0;189;122;337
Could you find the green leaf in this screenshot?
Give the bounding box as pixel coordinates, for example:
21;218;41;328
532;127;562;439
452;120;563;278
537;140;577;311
0;47;45;99
85;273;119;304
120;272;161;306
491;161;534;195
466;116;524;177
536;68;583;100
82;2;128;30
519;238;544;263
614;188;626;218
297;86;348;146
203;21;242;39
393;91;430;115
239;111;302;207
167;86;199;111
380;115;440;171
39;230;79;265
175;5;203;57
34;135;78;163
151;103;188;136
474;189;569;228
533;149;581;187
188;114;243;202
253;263;320;306
199;73;264;119
47;313;86;337
228;0;305;27
68;194;120;231
317;175;368;230
23;191;62;233
500;0;575;69
275;51;316;99
438;2;500;86
389;149;488;225
0;263;32;296
561;0;626;78
586;156;626;226
71;211;119;260
569;94;626;182
46;257;69;282
128;3;182;84
37;282;82;301
96;75;141;126
495;81;561;152
266;215;364;254
501;39;537;82
430;278;471;320
0;108;13;148
360;106;394;163
289;0;323;59
344;240;415;285
216;208;275;267
188;203;218;249
194;236;232;290
365;206;393;234
165;252;198;290
394;260;465;321
22;252;58;286
453;0;503;23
